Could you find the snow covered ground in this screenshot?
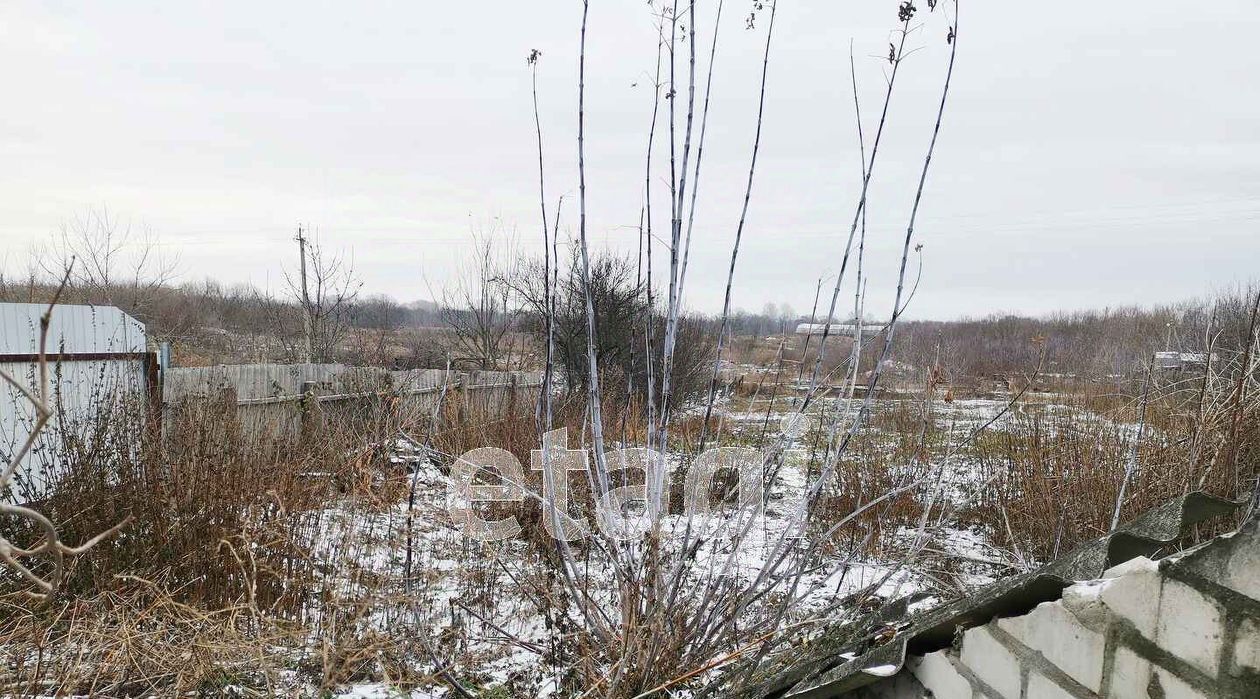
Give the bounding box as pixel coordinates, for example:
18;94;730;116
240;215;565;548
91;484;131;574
246;392;1129;697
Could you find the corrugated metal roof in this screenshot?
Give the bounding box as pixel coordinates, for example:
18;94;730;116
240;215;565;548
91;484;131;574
0;303;146;355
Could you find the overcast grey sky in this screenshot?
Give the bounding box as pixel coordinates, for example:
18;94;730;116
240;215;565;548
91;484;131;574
1;1;1257;320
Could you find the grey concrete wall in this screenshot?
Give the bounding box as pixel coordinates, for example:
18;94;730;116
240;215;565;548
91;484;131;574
163;364;542;440
863;520;1260;698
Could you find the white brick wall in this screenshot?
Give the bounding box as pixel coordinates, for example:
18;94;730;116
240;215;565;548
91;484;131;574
1155;579;1225;675
881;524;1260;699
905;652;974;699
997;600;1106;691
1109;646;1153;699
1149;667;1207;699
959;626;1022;697
1097;557;1163;637
1224;533;1260;600
1234;616;1260;674
1025;672;1075;699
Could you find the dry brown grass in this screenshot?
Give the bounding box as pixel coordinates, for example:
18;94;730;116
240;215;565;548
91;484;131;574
962;378;1259;562
0;380;442;693
2;331;1255;697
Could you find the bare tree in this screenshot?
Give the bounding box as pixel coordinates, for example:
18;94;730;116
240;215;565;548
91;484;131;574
0;256;43;304
484;2;967;695
438;233;516;370
513;247;714;407
283;237;361;363
42;206;178;313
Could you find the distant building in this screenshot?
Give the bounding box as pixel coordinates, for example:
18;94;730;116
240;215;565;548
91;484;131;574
794;321;878;339
1153;351;1217;371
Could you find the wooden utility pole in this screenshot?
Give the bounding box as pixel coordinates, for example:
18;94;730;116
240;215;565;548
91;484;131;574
296;225;312;362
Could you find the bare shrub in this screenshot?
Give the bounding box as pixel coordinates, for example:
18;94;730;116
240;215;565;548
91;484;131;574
284;236;363;363
40;206;179;315
439;232;518;370
514;249;715;408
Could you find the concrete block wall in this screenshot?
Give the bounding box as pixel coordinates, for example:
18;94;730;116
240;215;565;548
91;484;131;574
162;364;543;440
868;522;1260;698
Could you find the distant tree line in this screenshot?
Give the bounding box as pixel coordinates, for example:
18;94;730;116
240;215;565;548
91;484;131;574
892;286;1260;381
3;207;1254;389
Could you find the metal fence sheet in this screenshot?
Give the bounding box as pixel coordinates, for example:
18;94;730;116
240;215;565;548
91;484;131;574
0;304;148;502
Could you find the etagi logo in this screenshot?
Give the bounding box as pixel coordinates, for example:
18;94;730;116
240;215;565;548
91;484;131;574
447;415;816;543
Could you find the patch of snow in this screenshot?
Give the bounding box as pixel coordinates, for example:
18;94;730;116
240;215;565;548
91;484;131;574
861;663;900;677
